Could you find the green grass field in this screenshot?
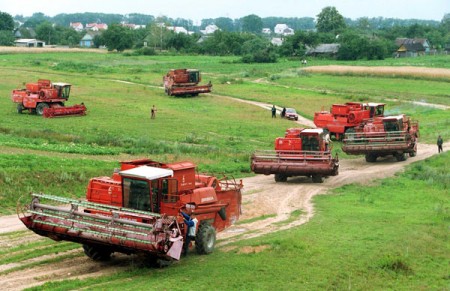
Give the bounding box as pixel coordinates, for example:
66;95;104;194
0;51;448;289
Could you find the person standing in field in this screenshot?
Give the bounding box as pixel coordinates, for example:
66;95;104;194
271;105;276;118
437;135;443;153
151;105;157;119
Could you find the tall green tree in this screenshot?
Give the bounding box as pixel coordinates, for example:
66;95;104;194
241;14;263;34
102;23;135;52
316;6;347;34
36;21;56;44
214;17;235;32
0;11;14;31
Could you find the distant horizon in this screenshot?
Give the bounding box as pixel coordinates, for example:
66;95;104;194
11;11;444;23
2;0;448;23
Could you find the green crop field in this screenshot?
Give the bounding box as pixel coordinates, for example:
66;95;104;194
0;51;448;290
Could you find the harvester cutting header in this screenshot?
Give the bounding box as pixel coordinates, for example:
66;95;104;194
12;79;87;118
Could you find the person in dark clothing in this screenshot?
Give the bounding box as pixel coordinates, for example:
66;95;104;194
437;135;443;153
181;212;198;256
271;105;276;118
281;107;286;118
151;105;157;119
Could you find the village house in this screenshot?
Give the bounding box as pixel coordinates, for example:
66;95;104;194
274;24;294;36
14;38;45;47
167;26;188;34
262;28;271;34
85;23;108;31
395;38;430;57
305;43;340;57
200;24;219;35
69;22;84;32
79;31;101;48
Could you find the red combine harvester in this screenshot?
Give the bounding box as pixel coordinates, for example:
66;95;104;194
251;128;339;183
342;114;419;162
314;102;385;139
163;69;212;96
18;159;242;264
11;79;87;118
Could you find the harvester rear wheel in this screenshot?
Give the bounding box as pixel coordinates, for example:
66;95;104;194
82;244;112;261
274;174;287;182
36;103;49;116
312;174;324;183
195;223;216;255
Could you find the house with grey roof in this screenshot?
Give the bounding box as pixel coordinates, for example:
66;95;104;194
305;44;340;57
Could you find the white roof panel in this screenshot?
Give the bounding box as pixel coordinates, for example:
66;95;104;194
119;166;173;180
302;128;323;134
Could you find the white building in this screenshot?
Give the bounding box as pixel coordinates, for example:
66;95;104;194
167;26;188;34
274;24;294;36
200;24;219;35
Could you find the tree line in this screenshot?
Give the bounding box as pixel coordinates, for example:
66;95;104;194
1;8;449;62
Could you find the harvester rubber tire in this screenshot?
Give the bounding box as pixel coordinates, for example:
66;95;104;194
409;150;417;157
312;174;324;183
274;174;287;182
395;153;407;162
195;223;216;255
17;104;24;114
145;255;172;268
82;244;112;261
365;153;377;163
36;103;49;116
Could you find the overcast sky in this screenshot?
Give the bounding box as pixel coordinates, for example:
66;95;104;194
1;0;448;23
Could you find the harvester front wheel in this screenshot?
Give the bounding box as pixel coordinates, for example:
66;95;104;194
36;103;49;116
365;153;377;163
195;223;216;255
312;174;324;183
395;152;407;162
17;104;24;114
274;174;287;182
82;244;112;261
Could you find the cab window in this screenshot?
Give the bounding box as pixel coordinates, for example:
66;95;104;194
162;179;178;203
123;178;151;211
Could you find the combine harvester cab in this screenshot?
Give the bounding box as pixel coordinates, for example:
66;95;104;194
342;114;419;162
18;159;242;264
11;79;87;118
163;69;212;97
251;128;339;183
313;102;385;140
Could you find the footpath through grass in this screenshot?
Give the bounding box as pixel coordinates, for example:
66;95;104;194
30;151;449;290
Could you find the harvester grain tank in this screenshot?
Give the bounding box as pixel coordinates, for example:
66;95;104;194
342;114;419;162
18;159;242;264
251;128;339;183
314;102;385;140
163;69;212;96
11;79;87;117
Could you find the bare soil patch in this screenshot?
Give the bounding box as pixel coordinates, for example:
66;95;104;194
0;46;106;54
302;65;450;80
